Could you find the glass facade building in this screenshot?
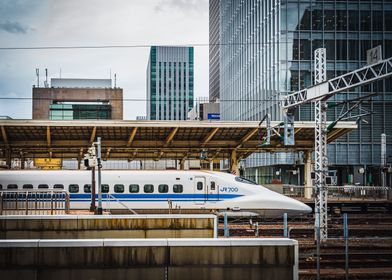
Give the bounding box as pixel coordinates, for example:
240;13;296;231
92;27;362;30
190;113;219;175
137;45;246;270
49;103;111;120
147;46;194;120
209;0;221;102
218;0;392;185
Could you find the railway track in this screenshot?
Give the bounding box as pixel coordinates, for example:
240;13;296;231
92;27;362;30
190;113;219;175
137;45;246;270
219;212;392;279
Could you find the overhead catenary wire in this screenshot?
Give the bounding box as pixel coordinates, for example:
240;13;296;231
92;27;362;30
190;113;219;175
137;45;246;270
0;97;385;103
0;41;324;51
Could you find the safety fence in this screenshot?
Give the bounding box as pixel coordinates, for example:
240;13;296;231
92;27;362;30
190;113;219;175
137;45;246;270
0;190;70;215
283;185;390;200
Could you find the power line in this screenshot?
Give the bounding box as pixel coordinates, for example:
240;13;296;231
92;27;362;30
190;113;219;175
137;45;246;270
0;96;386;102
0;41;314;51
0;97;283;102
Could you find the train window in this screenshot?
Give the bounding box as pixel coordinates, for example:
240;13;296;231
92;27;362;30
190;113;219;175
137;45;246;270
173;184;183;193
114;184;124;193
84;184;91;193
197;182;203;191
69;184;79;193
129;184;140;193
158;184;168;193
144;184;154;193
23;184;34;189
38;184;49;189
7;184;18;189
53;184;64;189
101;184;109;193
211;181;216;190
235;177;258;185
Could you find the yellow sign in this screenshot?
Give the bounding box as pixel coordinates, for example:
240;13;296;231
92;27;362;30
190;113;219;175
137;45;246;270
34;158;62;169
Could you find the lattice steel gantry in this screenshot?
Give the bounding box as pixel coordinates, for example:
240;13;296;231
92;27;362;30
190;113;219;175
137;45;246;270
282;50;392;240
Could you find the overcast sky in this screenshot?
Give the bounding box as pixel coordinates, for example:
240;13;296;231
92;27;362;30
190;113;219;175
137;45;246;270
0;0;209;119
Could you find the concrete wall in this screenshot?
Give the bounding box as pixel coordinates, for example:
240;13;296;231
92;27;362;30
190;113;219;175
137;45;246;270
0;238;298;280
32;87;123;119
0;215;217;239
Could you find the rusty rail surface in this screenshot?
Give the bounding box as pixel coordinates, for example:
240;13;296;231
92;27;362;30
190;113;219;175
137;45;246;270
283;185;389;200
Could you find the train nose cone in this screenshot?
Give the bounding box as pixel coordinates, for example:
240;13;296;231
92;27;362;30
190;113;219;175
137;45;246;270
291;199;312;213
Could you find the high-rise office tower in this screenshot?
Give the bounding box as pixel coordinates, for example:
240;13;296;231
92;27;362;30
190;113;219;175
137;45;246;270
209;0;220;102
217;0;392;185
146;46;194;120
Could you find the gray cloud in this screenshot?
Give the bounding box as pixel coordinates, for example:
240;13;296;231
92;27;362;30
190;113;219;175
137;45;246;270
155;0;207;14
0;20;30;34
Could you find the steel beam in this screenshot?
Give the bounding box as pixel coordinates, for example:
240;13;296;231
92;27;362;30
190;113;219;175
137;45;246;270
236;128;258;149
164;127;179;147
202;128;219;146
126;127;138;147
283;56;392;109
89;127;97;144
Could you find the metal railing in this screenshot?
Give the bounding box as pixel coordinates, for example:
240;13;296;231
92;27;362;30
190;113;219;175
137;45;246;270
283;185;390;200
0;190;70;215
107;193;138;215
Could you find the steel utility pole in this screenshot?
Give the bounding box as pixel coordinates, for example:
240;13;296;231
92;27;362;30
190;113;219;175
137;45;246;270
314;48;328;240
282;49;392;240
96;137;103;215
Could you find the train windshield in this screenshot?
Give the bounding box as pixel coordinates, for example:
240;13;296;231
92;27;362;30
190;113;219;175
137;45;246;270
235;177;258;185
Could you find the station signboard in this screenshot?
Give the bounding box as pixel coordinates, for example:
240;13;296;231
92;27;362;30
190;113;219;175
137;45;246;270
207;113;220;120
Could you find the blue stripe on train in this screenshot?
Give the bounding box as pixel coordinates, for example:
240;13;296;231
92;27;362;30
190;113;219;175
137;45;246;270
70;193;242;200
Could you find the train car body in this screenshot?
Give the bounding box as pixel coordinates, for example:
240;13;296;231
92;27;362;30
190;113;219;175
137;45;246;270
0;170;311;216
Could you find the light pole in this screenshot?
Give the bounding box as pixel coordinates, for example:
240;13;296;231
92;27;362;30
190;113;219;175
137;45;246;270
96;137;103;215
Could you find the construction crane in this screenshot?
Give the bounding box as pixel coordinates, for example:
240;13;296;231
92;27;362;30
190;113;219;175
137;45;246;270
282;48;392;241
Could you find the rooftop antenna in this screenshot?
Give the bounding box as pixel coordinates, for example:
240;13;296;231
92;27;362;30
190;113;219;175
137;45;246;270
35;68;39;87
114;73;117;88
45;68;48;88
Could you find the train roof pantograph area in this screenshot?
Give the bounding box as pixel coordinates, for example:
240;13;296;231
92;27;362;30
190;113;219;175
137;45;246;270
0;120;356;161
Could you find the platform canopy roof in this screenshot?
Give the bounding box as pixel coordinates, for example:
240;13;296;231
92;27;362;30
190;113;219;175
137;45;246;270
0;120;356;161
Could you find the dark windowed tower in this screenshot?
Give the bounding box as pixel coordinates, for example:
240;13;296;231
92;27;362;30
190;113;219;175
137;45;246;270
147;46;194;120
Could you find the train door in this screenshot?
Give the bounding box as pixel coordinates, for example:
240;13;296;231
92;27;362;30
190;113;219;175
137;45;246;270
207;178;218;201
194;176;207;203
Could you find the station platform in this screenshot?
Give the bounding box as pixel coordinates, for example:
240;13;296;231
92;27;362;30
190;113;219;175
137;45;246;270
0;238;298;280
0;214;217;239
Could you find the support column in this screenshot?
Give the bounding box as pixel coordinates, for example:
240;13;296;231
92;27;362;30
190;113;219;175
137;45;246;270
304;150;313;199
20;151;25;170
77;157;81;170
230;150;239;175
180;159;185;170
210;160;213;171
6;149;11;169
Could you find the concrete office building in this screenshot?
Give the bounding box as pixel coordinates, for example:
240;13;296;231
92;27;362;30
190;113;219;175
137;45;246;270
209;0;220;102
215;0;392;185
188;98;220;121
33;78;123;120
146;46;194;120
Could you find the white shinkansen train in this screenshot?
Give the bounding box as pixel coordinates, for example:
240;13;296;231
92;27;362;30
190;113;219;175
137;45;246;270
0;170;312;216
